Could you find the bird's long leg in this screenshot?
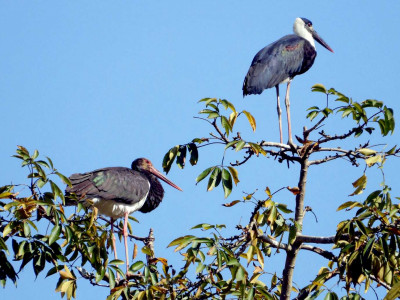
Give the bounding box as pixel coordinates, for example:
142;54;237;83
110;218;118;259
123;212;130;275
284;80;295;149
275;85;283;144
110;218;120;281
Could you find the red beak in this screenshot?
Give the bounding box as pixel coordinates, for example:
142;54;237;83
150;166;183;191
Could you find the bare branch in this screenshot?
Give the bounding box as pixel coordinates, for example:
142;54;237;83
303;116;327;140
212;119;229;143
300;244;336;261
259;234;290;251
297;235;336;244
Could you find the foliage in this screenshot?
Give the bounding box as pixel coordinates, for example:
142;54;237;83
1;85;400;299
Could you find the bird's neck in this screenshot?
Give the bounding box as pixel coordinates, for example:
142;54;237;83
139;173;165;213
293;22;315;48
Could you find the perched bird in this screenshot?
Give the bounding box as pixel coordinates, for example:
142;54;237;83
243;17;333;146
65;158;182;275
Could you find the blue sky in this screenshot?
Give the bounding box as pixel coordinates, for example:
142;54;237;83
1;1;400;299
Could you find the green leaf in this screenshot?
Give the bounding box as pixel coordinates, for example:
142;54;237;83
187;143;198;166
236;266;245;282
242;110;256;131
288;224;296;245
108;268;116;290
221;116;232;136
355;220;368;236
322;107;333;117
95;267;106;283
50;180;64;202
198;97;217;106
235;140;246;152
207;112;220;119
0;237;8;253
23;221;30;237
225;140;238;150
386;145;397;155
229;111;238;128
307;110;319;121
56;172;72;186
168;235;196;247
49;224;61;245
276;203;293;214
196;167;214;183
227;166;239;186
31;149;39;160
199;109;217;114
207;167;222;191
357;148;377;156
109;259;125;265
191;223;211;230
195;262;205;274
176;145;187;169
130;261;145;272
162;145;179;174
337;201;362;211
222;168;233;198
324;292;339;300
349;174;367;196
46;266;63;278
220;99;236;113
365;155;382;167
37;178;47;188
362;238;374;258
311;83;327;94
46;156;54;169
341;107;353;118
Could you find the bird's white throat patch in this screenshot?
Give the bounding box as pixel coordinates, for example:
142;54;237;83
293;18;315;48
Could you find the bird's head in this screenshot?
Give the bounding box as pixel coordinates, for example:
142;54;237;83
132;158;182;191
294;17;334;53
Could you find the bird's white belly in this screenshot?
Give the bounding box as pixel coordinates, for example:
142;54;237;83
91;194;148;219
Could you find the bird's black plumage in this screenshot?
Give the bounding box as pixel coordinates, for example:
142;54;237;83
66;167;163;213
65;158;181;216
243;34;316;96
65;158;181;276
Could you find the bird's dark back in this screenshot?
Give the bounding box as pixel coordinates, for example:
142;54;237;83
65;167;152;207
243;34;316;96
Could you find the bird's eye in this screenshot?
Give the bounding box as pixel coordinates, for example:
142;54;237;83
307;23;311;27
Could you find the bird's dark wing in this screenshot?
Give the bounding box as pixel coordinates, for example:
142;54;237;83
66;167;150;205
243;35;316;96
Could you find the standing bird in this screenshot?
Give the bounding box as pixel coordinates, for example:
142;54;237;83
243;17;333;146
65;158;182;275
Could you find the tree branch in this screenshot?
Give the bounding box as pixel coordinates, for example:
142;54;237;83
280;159;309;300
297;235;336;244
300;244;336;261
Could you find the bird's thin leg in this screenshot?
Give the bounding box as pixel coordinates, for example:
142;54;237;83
110;218;118;259
284;81;295;149
276;85;283;144
110;218;120;281
123;212;130;275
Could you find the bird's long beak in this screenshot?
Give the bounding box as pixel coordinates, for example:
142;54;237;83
312;30;334;53
150;166;183;191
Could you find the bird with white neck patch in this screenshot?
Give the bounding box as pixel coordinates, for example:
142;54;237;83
243;17;334;147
